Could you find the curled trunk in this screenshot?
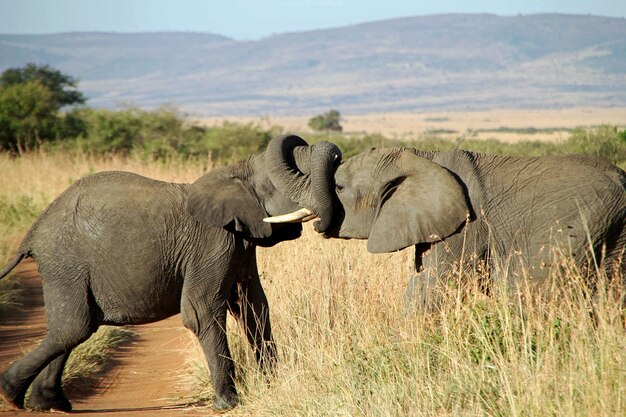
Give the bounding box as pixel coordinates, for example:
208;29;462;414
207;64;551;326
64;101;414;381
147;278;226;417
265;135;341;232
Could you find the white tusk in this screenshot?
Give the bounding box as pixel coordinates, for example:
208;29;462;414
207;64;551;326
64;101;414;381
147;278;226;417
263;208;314;223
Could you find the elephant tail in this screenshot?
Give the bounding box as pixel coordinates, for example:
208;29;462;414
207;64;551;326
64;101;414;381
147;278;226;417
0;253;25;280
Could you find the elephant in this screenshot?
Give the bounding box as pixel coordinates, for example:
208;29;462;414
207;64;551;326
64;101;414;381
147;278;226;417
0;134;341;412
267;148;626;306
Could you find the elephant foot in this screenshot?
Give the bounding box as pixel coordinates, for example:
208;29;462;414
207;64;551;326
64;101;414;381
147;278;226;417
27;388;72;412
212;394;238;412
0;376;25;410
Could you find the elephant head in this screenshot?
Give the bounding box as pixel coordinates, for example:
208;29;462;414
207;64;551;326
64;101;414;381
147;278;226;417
314;147;471;253
186;134;342;244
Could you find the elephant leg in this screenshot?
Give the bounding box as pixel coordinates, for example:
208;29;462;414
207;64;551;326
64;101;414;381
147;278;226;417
604;227;626;284
227;270;276;371
404;239;474;312
404;243;446;312
0;274;95;410
181;293;238;412
404;268;440;313
26;353;71;411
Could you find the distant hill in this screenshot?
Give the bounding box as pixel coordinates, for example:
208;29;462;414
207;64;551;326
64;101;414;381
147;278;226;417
2;14;626;116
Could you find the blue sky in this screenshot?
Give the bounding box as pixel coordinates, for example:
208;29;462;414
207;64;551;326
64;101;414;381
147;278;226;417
1;0;625;39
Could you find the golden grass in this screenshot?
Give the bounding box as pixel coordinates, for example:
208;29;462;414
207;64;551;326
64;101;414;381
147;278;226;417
63;327;136;386
0;152;623;416
0;151;207;201
184;228;625;417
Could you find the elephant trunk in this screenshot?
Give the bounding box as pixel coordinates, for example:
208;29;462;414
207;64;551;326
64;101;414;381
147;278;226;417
264;134;341;232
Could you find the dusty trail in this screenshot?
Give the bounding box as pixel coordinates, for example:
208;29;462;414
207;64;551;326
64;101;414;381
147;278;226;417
0;261;213;416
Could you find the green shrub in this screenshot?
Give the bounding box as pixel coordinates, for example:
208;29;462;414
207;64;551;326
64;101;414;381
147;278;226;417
191;122;282;164
36;107;626;169
48;107;284;165
308;109;342;132
307;133;411;159
0;80;57;152
0;64;86;152
563;125;626;166
64;107;181;154
0;195;43;230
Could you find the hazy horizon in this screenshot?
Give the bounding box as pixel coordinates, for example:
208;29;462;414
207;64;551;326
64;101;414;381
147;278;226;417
1;0;625;40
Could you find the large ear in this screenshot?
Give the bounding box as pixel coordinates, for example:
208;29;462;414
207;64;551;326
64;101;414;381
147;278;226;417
367;153;470;253
186;170;272;239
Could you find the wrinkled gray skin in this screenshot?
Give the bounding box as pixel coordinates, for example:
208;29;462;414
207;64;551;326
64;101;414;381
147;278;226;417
0;135;341;412
319;148;626;307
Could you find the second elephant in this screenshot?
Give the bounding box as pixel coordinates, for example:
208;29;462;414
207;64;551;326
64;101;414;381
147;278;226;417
269;148;626;306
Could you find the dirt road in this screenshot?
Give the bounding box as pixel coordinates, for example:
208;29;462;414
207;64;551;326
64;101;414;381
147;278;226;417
0;261;213;416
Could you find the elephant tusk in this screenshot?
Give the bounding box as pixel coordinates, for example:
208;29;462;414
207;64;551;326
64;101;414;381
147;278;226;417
263;208;315;223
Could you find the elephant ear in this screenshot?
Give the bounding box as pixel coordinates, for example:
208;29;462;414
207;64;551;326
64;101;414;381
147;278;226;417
186;170;272;239
367;153;470;253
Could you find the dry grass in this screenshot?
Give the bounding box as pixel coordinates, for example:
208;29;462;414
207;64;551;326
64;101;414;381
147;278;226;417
0;151;208;200
0;275;22;315
184;228;625;417
63;327;136;386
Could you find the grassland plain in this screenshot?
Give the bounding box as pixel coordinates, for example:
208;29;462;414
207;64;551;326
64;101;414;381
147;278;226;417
0;131;624;416
198;107;626;143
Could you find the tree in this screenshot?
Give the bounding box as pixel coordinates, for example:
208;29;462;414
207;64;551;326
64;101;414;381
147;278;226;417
308;109;343;133
0;63;85;108
0;80;58;152
0;64;86;151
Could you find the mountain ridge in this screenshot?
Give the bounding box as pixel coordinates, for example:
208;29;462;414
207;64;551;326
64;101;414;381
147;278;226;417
1;13;625;116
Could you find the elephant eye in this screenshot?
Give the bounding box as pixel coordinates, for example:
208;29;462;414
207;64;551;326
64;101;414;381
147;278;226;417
335;184;344;193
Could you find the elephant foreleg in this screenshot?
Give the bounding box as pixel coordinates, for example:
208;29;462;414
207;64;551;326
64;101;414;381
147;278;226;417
404;269;440;313
181;295;238;412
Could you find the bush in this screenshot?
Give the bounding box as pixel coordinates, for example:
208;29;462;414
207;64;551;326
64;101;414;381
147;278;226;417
61;107;181;155
308;110;343;132
196;122;283;164
563;125;626;166
23;105;626;170
48;107;284;165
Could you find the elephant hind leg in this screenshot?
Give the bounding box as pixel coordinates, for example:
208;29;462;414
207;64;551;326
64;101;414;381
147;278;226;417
0;272;97;410
26;353;72;411
604;227;626;284
0;329;94;410
227;274;276;370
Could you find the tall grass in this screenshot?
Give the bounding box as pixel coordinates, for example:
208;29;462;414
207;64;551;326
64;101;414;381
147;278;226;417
182;229;624;416
63;327;136;386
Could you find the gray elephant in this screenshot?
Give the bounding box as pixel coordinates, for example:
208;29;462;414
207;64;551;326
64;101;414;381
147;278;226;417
268;148;626;305
0;135;341;412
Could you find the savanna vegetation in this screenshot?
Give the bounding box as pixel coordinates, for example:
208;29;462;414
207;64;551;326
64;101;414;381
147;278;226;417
308;109;343;133
0;65;624;415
